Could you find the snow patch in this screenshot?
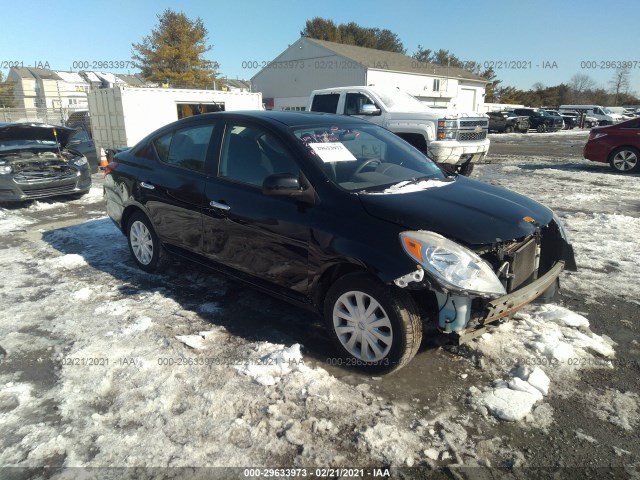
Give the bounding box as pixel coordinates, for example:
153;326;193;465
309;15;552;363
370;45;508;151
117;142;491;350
49;254;87;270
236;344;307;386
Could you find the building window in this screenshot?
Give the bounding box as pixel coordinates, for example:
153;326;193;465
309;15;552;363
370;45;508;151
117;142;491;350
433;79;440;92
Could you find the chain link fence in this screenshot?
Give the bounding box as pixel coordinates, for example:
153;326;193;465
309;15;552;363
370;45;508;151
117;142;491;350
0;107;88;125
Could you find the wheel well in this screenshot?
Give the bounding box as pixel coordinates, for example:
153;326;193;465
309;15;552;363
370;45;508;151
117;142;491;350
121;205;146;234
608;145;640;160
395;133;428;152
312;263;368;310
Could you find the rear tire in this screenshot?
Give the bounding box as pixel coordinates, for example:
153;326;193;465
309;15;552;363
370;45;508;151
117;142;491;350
323;272;422;374
127;211;169;273
609;146;640;173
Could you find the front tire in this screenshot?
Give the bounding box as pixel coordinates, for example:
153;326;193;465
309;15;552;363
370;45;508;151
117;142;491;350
536;124;547;133
505;125;514;133
609;147;640;173
127;211;169;273
323;273;422;374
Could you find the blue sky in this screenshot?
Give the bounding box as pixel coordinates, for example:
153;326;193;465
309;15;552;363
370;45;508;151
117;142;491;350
3;0;639;92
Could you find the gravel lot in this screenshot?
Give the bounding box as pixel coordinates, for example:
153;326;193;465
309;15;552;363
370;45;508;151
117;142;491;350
0;129;638;479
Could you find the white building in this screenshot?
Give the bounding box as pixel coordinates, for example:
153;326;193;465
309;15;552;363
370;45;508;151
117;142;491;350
5;67;152;112
252;38;488;112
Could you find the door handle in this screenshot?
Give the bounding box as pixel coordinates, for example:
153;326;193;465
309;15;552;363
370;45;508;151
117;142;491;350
209;200;230;211
140;182;155;190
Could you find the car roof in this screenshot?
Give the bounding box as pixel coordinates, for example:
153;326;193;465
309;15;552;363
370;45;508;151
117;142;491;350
177;110;369;128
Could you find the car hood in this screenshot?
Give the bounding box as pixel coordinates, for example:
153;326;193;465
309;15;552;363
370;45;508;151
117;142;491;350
0;123;75;148
358;176;553;246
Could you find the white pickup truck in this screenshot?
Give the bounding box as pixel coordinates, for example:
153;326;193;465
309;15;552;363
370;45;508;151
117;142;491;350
307;86;490;175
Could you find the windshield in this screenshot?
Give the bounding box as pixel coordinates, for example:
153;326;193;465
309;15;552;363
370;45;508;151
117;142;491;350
292;123;445;192
371;88;432;113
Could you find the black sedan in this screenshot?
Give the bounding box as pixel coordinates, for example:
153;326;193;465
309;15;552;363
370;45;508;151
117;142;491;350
104;111;576;373
0;123;92;202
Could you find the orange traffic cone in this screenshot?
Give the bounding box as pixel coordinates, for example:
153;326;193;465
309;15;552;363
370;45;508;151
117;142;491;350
99;148;108;170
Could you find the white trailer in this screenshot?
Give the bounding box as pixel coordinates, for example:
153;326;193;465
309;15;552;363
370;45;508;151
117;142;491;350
87;87;262;156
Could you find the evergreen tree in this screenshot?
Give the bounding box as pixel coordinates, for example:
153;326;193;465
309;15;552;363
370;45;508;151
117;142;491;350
132;9;219;89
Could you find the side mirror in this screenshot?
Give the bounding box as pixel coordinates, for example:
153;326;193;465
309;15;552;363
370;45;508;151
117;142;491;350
262;173;303;196
359;104;381;116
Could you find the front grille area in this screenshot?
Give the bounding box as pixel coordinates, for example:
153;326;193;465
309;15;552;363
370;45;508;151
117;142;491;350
460;120;488;128
13;167;77;185
458;131;488;141
509;238;538;290
21;184;77;199
479;235;540;293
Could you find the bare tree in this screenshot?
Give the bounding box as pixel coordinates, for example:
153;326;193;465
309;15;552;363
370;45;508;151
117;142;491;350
609;68;631;105
569;73;596;93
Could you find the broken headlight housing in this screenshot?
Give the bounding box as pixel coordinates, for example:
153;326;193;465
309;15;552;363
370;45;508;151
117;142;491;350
399;230;506;296
73;157;88;167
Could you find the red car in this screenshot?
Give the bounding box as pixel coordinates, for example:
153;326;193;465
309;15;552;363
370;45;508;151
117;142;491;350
584;117;640;173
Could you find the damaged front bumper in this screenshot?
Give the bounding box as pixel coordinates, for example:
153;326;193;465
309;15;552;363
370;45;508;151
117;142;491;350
455;261;565;344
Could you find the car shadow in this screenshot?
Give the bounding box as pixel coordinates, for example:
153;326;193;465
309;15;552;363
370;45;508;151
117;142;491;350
41;218;444;375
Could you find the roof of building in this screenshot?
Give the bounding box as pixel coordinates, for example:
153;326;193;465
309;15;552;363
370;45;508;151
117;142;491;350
8;67;35;79
115;74;149;86
224;79;251;90
27;68;62;80
304;38;488;83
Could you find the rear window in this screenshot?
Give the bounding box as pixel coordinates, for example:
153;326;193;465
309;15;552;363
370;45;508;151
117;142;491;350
311;94;340;113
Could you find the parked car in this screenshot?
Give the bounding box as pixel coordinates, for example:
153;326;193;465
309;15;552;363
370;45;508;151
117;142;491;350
487;111;530;133
584;117;640;173
104;111;576;372
511;108;563;132
0;123;92;202
66;128;98;173
65;110;98;173
556;111;581;129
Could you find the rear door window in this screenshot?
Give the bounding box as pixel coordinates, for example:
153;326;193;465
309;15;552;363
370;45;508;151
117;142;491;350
152;124;215;172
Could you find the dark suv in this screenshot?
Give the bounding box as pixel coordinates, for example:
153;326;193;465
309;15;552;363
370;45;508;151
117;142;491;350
511;108;563;133
486;111;529;133
104;111;576;372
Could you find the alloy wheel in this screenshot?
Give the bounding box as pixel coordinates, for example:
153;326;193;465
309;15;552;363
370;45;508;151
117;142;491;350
612;150;638;172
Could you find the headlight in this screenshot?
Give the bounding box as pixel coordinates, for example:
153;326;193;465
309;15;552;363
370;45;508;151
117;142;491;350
399;231;506;296
0;165;12;174
73;157;88;167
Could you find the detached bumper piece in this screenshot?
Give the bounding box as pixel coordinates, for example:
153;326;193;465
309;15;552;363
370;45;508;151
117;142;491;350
454;261;565;344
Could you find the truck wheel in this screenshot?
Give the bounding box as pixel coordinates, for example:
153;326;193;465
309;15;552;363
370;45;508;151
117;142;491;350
520;128;529;133
442;161;474;176
323;272;422;374
127;211;169;273
505;125;514;133
609;147;640;173
536;124;547;133
456;161;474;176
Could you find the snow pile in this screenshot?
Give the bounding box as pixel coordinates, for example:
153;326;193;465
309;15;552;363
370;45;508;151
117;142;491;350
236;343;308;386
0;208;34;234
477;367;550;421
28;200;67;211
48;253;87;270
468;304;616;423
